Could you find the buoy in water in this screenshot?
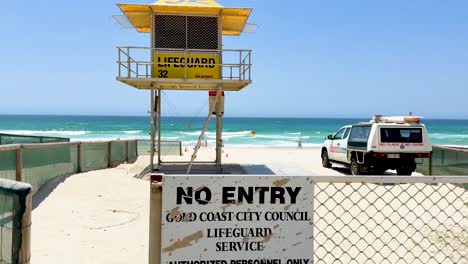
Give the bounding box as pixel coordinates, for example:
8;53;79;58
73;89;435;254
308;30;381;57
251;131;256;136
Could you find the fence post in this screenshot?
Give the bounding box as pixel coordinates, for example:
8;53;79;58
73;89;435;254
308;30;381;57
20;190;32;264
136;140;139;157
16;146;22;182
149;174;163;264
108;141;113;168
77;143;82;173
126;141;129;161
428;151;433;176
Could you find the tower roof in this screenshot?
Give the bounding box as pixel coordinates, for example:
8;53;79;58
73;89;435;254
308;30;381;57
117;0;252;36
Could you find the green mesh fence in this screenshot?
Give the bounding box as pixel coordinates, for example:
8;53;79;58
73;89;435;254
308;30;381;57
0;150;16;181
0;179;31;264
418;146;468;176
80;143;109;172
70;144;78;173
128;141;137;161
0;141;137;197
0;133;69;145
110;141;126;165
22;145;74;195
137;140;151;156
137;140;182;156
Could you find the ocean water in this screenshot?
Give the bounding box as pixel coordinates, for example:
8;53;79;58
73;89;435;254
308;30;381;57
0;115;467;147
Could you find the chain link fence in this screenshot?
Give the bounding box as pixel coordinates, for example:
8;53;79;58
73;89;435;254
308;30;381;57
312;176;468;264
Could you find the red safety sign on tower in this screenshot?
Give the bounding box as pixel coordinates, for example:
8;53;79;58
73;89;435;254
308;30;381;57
209;91;225;115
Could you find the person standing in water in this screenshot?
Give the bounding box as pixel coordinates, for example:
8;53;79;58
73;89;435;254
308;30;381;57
297;134;303;149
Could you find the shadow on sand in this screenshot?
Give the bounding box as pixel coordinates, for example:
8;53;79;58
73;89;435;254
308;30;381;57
135;163;275;178
32;173;75;210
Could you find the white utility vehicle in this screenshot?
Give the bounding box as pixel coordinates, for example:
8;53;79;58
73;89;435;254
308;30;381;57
321;115;432;175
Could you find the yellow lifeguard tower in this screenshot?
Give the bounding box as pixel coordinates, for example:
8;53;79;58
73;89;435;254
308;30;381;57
115;0;253;173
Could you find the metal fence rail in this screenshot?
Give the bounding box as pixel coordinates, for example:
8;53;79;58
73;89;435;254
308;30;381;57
311;176;468;264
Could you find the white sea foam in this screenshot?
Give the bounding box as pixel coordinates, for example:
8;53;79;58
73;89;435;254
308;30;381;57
123;130;142;134
430;133;468;139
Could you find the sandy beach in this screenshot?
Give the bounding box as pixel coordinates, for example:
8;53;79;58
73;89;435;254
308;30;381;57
31;147;461;264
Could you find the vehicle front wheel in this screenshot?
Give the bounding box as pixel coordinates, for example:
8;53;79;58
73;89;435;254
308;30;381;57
321;149;332;168
350;158;362;175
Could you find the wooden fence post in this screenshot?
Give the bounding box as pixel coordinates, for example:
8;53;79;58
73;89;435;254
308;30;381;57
77;143;82;173
126;141;129;161
16;146;22;182
20;190;32;264
135;140;139;157
108;142;113;168
149;174;163;264
428;151;433;176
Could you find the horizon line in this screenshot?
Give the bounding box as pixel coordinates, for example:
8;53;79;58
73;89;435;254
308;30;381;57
0;113;467;121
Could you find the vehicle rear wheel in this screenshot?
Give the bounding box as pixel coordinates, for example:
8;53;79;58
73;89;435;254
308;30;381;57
321;149;332;168
350;158;362;175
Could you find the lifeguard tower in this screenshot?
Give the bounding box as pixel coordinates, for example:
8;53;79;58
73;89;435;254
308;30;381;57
115;0;253;173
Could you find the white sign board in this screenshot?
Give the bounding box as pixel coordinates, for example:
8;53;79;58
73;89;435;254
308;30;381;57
161;176;314;264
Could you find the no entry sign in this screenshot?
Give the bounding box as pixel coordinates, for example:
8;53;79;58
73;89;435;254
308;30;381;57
160;176;314;263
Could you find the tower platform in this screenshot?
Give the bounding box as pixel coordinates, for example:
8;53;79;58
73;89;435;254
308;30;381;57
117;47;251;91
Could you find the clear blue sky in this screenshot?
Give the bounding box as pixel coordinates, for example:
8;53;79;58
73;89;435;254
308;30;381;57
1;0;467;119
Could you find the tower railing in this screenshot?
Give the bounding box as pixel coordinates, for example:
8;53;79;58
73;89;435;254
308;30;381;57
117;47;252;82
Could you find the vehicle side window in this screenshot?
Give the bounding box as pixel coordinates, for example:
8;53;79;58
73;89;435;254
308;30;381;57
343;128;351;139
333;128;346;140
349;126;372;142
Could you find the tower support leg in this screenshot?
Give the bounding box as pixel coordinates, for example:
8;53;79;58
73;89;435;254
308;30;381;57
215;110;222;167
187;85;222;174
157;89;162;166
150;90;155;171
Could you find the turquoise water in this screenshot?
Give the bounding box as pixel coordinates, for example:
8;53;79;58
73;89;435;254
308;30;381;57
0;115;467;147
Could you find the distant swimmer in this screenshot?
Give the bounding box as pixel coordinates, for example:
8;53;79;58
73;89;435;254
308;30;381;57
297;135;303;149
251;131;256;136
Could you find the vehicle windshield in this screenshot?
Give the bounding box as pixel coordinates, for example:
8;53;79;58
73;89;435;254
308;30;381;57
380;128;423;143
